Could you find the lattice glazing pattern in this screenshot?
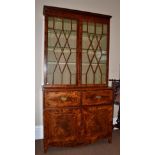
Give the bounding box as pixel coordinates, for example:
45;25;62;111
47;17;77;84
82;22;108;84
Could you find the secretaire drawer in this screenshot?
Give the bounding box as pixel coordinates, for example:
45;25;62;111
82;90;113;106
44;91;80;108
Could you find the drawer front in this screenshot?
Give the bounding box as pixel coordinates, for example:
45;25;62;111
82;90;113;105
44;91;80;108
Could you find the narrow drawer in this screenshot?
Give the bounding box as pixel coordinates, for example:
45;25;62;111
82;90;113;106
44;91;80;108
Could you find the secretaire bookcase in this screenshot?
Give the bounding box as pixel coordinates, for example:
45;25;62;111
42;5;114;152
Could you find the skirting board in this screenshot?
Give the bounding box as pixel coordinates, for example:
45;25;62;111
35;125;43;140
35;117;118;140
113;117;119;130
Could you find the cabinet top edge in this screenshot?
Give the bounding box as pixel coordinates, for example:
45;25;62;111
42;85;113;91
43;5;112;19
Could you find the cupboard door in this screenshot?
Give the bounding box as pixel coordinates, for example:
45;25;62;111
82;21;108;85
47;17;77;85
82;105;112;141
44;108;81;146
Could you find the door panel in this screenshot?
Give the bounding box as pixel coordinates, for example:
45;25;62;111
47;17;77;85
44;108;81;145
82;105;112;141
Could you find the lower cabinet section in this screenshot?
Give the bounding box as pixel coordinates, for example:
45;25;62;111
44;106;113;152
43;89;113;152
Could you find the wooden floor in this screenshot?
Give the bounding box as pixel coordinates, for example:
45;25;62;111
35;130;120;155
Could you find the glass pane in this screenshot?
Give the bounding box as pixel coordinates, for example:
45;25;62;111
68;32;76;48
92;35;98;49
100;53;107;63
48;17;54;28
100;63;106;83
103;24;108;34
101;35;107;51
82;50;89;63
92;56;98;64
47;62;55;75
54;48;62;60
81;64;91;84
83;22;87;32
59;54;66;63
63;49;71;61
48;49;56;62
95;67;102;84
59;33;66;47
62;66;71;84
53;65;62;84
68;50;76;63
82;33;90;49
87;50;94;62
95;51;102;60
47;17;77;85
72;20;77;30
87;68;94;84
54;18;62;29
88;23;94;33
63;19;71;30
82;21;108;85
68;63;76;84
48;29;57;47
96;23;102;34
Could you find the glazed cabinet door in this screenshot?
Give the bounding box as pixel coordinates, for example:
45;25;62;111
46;17;77;85
44;108;81;146
82;105;113;142
81;21;109;85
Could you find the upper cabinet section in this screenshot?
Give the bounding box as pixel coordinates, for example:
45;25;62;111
43;6;111;87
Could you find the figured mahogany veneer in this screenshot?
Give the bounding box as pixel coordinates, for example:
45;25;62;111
83;105;113;141
44;108;81;146
43;88;113;152
82;90;113;105
43;6;113;153
44;91;80;108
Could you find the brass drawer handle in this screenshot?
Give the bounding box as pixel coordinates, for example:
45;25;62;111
95;95;108;99
96;95;102;99
60;96;68;101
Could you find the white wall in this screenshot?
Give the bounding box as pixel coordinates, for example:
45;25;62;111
35;0;120;126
